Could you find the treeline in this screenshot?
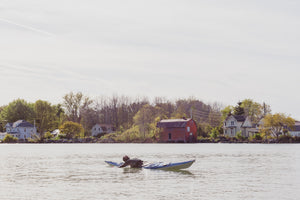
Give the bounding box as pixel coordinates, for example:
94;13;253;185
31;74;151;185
0;92;224;139
1;92;296;142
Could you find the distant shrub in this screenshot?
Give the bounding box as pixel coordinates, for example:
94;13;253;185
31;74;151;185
251;133;262;141
3;134;18;143
27;138;36;143
294;136;300;142
209;127;220;139
197;136;205;140
235;131;246;141
59;121;84;139
57;134;67;140
278;135;294;143
44;132;53;140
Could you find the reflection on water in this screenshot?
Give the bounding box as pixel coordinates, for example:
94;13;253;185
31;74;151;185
121;167;194;175
0;144;299;200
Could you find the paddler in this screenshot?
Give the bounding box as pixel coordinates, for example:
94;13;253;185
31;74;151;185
119;155;143;168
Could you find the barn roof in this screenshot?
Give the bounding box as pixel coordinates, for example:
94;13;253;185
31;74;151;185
157;118;192;128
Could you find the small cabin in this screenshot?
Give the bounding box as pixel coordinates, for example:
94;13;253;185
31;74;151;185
156;118;197;143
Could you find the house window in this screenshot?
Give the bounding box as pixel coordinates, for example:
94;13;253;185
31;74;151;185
231;121;234;126
168;133;172;140
187;127;190;132
224;122;226;126
24;128;26;132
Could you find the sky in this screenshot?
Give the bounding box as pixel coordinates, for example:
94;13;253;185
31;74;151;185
0;0;300;119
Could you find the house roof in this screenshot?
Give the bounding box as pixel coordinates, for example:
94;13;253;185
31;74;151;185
157;118;192;128
93;124;113;128
6;120;34;128
226;115;246;122
233;115;246;122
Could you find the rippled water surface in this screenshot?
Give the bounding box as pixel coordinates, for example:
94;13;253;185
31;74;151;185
0;144;299;200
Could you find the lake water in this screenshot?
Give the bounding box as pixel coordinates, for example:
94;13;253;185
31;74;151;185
0;144;299;200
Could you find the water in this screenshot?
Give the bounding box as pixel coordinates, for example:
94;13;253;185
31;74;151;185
0;144;299;200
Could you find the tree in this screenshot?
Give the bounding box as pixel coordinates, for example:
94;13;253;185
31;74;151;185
209;127;220;139
241;99;271;123
241;99;262;122
223;100;272;124
53;104;66;127
59;121;84;139
0;106;5;132
80;107;100;137
233;102;245;116
62;92;93;123
263;113;295;140
0;99;34;123
221;106;233;121
133;104;165;138
34;100;57;137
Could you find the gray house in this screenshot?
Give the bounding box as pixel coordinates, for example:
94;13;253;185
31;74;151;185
223;115;259;137
289;121;300;137
5;120;37;140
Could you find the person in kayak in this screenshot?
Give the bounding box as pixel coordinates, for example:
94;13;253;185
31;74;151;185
119;155;143;168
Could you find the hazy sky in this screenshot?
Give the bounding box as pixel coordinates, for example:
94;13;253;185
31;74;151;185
1;0;300;119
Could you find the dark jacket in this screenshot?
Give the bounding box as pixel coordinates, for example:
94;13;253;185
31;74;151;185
119;159;143;168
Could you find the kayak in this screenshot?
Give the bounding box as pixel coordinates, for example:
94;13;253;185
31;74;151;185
105;159;195;170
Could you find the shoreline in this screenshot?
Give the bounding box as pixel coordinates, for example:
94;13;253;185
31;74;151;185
1;138;299;144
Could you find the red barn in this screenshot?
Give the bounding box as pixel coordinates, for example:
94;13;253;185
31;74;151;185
157;118;197;143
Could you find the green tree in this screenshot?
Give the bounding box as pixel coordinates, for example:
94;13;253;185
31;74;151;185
59;121;84;139
0;106;5;131
241;99;271;123
34;100;57;137
53;104;66;127
0;99;34;123
133;104;166;138
221;106;233;121
233;102;245;116
263;113;295;140
209;127;220;139
44;132;53;140
198;122;212;138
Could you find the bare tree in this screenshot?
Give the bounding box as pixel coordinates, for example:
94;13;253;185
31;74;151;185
62;92;93;123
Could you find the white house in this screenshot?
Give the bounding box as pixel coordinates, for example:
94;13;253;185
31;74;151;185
289;121;300;137
5;120;37;140
91;124;114;137
223;115;259;137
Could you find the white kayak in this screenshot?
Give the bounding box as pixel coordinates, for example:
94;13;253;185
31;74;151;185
105;160;195;170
